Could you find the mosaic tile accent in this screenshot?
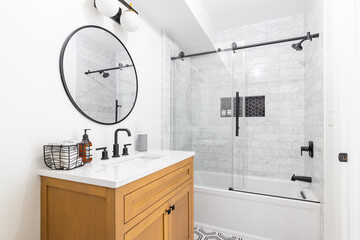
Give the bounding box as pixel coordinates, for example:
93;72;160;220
245;96;265;117
220;96;265;118
194;226;243;240
220;97;243;117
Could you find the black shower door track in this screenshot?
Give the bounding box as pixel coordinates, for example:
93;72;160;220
171;32;319;60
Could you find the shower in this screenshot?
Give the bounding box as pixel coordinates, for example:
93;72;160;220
291;32;318;51
170;29;321;197
169;13;323;239
100;71;110;78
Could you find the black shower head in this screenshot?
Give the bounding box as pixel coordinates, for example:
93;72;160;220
292;42;303;51
291;32;319;51
102;72;110;78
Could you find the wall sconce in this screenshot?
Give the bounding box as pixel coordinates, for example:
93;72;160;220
95;0;140;32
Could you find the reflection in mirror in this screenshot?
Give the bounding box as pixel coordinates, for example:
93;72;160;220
60;25;138;125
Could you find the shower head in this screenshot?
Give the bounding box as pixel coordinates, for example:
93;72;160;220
291;32;319;51
101;72;110;78
292;42;303;51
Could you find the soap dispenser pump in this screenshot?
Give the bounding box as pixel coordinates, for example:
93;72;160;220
79;129;92;163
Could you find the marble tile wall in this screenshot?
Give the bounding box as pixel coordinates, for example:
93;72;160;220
304;0;324;203
76;36;117;123
115;51;137;121
161;31;182;150
304;0;324;238
163;13;323;185
187;15;306;179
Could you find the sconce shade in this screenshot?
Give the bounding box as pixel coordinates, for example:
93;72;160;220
120;9;140;32
96;0;119;17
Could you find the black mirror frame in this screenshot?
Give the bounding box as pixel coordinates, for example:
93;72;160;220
59;25;138;125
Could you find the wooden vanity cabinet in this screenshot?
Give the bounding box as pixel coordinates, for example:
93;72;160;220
41;157;194;240
125;184;193;240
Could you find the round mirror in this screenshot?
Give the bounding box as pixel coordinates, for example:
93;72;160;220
60;25;138;125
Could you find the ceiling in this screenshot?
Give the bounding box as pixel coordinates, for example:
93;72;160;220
201;0;306;31
132;0;306;49
132;0;213;49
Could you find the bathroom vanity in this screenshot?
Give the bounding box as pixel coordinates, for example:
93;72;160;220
39;151;194;240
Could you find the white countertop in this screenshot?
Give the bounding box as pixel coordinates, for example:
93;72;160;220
39;150;195;188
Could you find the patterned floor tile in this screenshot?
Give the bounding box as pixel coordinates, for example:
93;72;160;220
194;225;243;240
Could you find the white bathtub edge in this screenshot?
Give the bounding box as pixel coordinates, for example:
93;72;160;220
194;185;320;209
195;221;274;240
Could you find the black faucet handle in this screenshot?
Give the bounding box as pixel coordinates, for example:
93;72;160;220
96;147;109;160
122;143;132;156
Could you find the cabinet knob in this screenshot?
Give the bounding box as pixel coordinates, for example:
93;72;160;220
170;205;175;211
165;209;171;215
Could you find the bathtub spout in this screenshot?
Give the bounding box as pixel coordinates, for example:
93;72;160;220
291;174;312;183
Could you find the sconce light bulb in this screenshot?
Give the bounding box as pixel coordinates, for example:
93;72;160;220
120;7;140;32
96;0;119;17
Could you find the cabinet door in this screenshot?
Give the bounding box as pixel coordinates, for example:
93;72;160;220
125;202;169;240
168;184;193;240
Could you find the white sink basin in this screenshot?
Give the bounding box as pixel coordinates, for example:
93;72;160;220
103;153;166;166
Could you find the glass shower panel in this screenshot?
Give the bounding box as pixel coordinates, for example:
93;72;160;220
231;50;246;191
232;44;308;201
170;50;235;190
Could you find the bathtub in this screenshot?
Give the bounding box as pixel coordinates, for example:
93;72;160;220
194;171;321;240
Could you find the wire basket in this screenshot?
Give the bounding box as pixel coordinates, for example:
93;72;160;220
43;144;84;170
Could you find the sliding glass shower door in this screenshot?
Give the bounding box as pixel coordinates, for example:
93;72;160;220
171;33;318;202
231;42;309;201
170;50;239;190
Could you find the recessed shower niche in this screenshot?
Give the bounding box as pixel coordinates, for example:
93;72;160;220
59;25;138;125
220;96;265;117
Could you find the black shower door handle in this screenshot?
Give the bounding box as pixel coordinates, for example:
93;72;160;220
235;92;240;136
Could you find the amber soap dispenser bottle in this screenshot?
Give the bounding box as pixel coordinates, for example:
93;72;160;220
79;129;92;163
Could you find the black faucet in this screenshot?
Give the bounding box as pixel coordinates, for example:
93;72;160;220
301;141;314;158
113;128;131;157
291;174;312;183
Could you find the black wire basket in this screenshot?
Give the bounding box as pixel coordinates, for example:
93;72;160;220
43;144;84;170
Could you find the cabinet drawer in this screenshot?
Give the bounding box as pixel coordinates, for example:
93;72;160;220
124;164;191;223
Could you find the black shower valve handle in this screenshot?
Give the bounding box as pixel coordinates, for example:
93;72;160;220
301;141;314;158
300;146;308;156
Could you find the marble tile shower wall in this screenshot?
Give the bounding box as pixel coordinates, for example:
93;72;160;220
187;54;233;173
161;31;182;150
304;0;324;203
187;15;307;178
164;14;323;182
116;51;137;119
76;36;116;123
304;0;324;238
170;60;194;152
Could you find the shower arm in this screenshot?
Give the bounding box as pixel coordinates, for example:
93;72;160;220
171;32;320;60
85;64;133;75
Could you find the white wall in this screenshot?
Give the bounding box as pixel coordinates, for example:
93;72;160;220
0;0;162;239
